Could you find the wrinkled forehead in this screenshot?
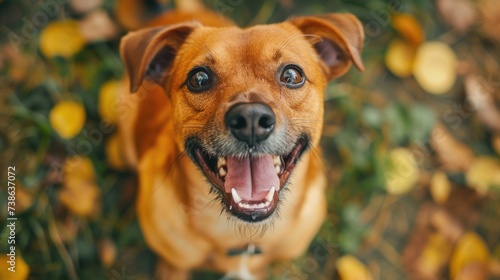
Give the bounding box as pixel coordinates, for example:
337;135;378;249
178;24;316;68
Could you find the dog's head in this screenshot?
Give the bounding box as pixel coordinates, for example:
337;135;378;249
121;14;364;223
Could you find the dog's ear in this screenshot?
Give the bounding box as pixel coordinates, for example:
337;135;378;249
120;22;201;92
288;13;365;80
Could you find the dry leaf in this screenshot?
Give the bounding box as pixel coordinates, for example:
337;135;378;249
478;0;500;42
450;232;490;279
79;10;119;42
430;171;451;204
98;80;122;123
336;255;373;280
70;0;102;13
430;124;474;172
59;156;101;217
436;0;478;33
385;148;420;195
392;14;424;45
417;232;453;279
385;39;416;78
413;42;457;94
15;183;34;213
0;252;30;280
466;156;500;194
99;238;117;267
455;262;489;280
50;101;86;139
465;75;500;132
39;20;85;58
105;133;128;170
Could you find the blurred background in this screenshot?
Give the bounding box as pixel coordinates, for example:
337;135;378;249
1;0;500;279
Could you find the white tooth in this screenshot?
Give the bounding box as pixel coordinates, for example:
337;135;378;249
219;167;227;177
229;205;232;210
273;155;279;165
275;165;281;174
231;188;242;203
266;187;275;202
217;157;226;169
264;201;270;207
258;203;265;208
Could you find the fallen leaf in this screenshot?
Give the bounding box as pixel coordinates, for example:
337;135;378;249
464;75;500;132
450;232;490;279
417;232;453;279
39;20;85;58
99;238;117;267
336;255;373;280
466;156;500;194
59;156;101;217
413;42;457;94
79;10;119;42
392;13;424;45
50;101;86;139
98;80;122;123
0;252;30;280
430;171;451;204
478;0;500;42
436;0;478;33
455;262;489;280
430;124;474;172
15;183;34;213
385;148;420;195
385;39;416;78
105;132;128;170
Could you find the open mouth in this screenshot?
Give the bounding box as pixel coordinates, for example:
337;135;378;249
187;137;308;223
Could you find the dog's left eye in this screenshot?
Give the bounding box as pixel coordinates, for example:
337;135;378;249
187;67;213;92
279;65;305;88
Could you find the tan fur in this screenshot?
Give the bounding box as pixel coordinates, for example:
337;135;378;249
118;6;364;279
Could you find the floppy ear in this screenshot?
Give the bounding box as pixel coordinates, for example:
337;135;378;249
120;22;201;92
288;13;365;80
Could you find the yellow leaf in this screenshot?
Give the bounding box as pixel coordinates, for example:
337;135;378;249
450;232;490;279
50;101;86;139
466;156;500;193
0;252;30;280
105;133;128;170
385;39;416;78
336;255;373;280
430;171;451;204
98;80;123;123
392;14;424;45
413;42;457;94
385;148;420;195
418;232;453;278
60;156;100;217
99;238;117;267
39;20;85;58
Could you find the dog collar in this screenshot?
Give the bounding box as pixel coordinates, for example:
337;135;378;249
226;244;262;256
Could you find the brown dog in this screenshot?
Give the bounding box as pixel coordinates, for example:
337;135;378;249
118;2;364;279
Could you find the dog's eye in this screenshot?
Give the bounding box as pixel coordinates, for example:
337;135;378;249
279;65;305;88
187;68;213;92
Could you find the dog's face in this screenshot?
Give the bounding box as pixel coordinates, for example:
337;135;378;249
121;14;364;223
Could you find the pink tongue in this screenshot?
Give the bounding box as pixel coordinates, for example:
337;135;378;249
224;155;279;201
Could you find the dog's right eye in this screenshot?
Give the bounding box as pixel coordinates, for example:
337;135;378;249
187;67;213;92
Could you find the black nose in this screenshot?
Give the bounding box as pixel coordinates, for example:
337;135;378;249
225;103;276;147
